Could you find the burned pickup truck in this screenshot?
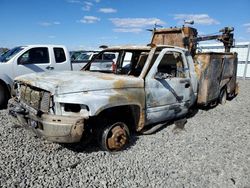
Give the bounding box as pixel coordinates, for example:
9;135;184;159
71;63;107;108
9;27;238;151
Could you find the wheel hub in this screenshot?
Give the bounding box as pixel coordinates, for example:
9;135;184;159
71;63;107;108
107;126;128;150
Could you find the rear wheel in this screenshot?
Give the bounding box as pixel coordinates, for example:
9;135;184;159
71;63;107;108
0;84;8;109
219;88;227;105
99;122;130;152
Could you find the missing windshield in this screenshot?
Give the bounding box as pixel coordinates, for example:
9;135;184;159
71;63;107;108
84;50;150;77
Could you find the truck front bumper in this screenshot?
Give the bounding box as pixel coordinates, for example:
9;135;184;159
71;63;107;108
9;100;85;143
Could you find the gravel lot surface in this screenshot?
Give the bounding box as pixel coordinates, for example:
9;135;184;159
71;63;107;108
0;80;250;188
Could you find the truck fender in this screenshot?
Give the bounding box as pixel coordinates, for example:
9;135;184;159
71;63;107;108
94;103;145;131
55;91;145;130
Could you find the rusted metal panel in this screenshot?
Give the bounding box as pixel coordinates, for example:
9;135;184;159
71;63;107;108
194;52;238;105
151;28;184;47
151;27;198;55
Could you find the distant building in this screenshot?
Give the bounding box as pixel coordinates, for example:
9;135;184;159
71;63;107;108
199;42;250;79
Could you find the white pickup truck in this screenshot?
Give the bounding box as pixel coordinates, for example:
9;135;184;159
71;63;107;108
0;45;85;108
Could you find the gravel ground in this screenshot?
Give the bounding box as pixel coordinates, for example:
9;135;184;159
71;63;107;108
0;80;250;188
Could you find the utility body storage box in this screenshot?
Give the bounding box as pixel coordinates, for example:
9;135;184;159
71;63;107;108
194;52;238;105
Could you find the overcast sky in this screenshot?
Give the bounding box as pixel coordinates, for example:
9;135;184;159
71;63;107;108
1;0;250;50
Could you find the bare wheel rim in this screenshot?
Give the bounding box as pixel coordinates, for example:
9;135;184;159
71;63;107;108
105;123;129;151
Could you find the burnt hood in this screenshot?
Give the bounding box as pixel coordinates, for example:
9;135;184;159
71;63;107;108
15;71;144;95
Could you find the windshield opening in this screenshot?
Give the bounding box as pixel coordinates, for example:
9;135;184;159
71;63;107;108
0;46;24;62
83;50;150;77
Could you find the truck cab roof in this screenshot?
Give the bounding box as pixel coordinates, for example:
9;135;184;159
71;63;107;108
103;45;188;52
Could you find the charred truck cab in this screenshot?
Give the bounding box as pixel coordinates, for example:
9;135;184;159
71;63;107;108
9;26;238;151
9;45;199;151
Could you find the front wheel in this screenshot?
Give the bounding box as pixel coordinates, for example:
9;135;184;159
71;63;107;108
99;122;130;152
